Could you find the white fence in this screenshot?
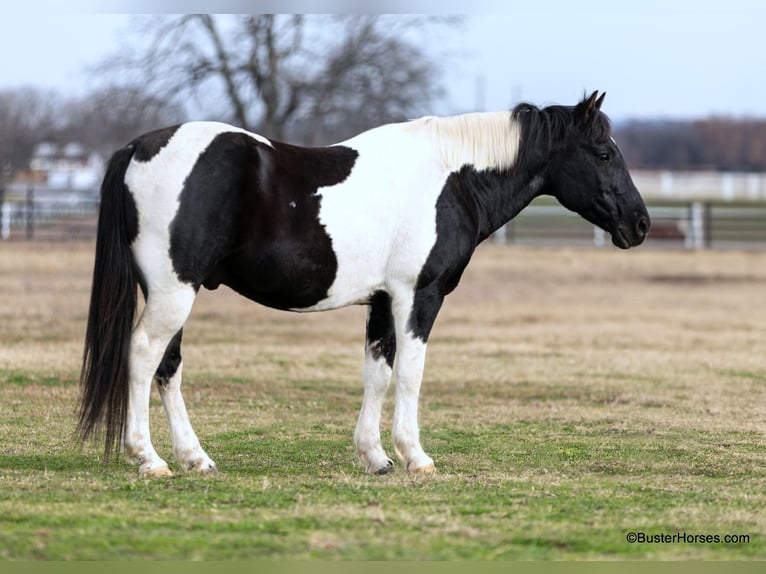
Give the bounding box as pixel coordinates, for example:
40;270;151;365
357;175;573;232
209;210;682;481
0;187;98;240
496;199;766;250
632;170;766;202
1;173;765;248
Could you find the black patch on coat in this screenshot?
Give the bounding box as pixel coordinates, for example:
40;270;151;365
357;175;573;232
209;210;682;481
167;131;358;310
405;172;478;343
154;329;183;387
132;125;181;162
408;164;543;343
366;291;396;368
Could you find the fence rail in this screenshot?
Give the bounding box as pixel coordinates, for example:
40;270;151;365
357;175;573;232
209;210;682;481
0;187;98;241
496;198;766;250
1;186;765;249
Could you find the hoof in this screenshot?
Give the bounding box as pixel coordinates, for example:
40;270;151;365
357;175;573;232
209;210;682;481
373;459;395;476
141;465;174;478
187;461;219;475
410;463;437;475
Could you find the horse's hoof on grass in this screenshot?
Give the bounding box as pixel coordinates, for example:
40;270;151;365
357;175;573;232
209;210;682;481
374;459;395;475
188;461;219;475
141;465;174;478
411;463;436;475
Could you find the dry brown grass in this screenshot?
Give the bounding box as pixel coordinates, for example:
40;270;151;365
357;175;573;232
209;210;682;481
1;241;765;435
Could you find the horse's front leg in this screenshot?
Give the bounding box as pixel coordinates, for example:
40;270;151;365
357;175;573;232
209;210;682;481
391;286;443;474
355;292;396;475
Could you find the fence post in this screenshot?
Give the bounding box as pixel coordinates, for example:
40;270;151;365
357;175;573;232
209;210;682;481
593;226;606;247
688;201;705;250
0;184;6;240
26;186;34;240
492;223;507;244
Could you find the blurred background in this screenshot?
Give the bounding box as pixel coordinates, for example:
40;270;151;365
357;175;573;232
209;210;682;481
1;5;765;247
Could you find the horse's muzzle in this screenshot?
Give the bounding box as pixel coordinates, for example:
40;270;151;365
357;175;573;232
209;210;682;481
612;212;651;249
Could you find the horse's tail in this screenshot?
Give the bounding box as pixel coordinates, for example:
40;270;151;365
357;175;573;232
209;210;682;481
77;144;139;461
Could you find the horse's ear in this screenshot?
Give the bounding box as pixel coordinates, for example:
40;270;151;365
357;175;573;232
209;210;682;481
595;92;606;111
574;90;602;127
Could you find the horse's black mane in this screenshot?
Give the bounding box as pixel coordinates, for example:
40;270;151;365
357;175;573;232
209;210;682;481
510;99;612;174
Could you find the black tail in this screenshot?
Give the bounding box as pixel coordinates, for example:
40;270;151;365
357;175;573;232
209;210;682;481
77;145;139;461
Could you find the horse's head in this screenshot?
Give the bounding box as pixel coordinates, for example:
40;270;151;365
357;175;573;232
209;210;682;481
544;91;650;248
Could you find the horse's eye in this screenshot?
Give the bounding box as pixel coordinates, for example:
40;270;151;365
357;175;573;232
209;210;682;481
597;151;610;162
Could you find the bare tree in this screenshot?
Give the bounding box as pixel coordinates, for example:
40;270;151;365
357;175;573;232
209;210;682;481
0;89;59;181
0;84;185;183
298;16;446;144
106;15;456;144
61;85;186;154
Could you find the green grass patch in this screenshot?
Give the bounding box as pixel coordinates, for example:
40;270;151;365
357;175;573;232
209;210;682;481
0;369;75;387
0;416;763;559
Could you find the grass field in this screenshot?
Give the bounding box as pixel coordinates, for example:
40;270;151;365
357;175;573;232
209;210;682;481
0;241;764;560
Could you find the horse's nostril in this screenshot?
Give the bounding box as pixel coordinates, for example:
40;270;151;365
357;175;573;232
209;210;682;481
636;217;650;237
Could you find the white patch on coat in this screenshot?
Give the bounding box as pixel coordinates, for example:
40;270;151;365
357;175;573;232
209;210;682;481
297;112;521;312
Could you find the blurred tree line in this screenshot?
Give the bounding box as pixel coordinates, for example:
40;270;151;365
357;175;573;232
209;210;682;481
614;119;766;171
2;14;765;182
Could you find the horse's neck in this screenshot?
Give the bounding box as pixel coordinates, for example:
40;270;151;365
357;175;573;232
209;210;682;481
397;113;541;243
422;112;544;242
457;167;545;243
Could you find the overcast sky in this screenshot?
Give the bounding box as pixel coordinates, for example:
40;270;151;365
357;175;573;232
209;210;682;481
1;1;764;122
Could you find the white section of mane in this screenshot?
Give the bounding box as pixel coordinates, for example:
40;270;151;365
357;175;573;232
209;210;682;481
413;112;520;172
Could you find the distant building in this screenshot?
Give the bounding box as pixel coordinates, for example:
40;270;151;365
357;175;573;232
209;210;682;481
22;142;104;190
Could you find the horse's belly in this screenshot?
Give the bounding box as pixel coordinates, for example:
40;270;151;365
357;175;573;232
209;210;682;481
293;248;388;312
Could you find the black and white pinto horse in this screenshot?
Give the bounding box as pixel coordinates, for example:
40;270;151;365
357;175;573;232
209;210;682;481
78;91;650;477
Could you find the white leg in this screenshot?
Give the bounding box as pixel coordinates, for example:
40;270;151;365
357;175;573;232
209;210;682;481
354;348;394;475
157;361;217;473
391;333;435;473
389;290;437;474
123;285;196;477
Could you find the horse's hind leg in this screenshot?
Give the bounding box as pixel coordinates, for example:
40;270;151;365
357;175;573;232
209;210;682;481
124;284;196;476
155;329;217;474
